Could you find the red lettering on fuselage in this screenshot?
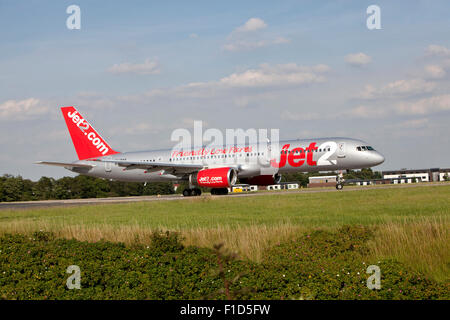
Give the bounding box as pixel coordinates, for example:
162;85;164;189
288;147;305;167
270;144;290;168
271;142;318;169
306;142;318;166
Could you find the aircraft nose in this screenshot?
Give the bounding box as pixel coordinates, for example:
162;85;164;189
371;152;385;166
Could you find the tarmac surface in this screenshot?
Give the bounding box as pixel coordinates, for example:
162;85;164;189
0;182;448;210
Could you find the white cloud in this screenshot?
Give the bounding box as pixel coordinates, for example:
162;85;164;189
224;18;289;52
107;59;160;75
360;78;436;99
424;64;446;79
425;44;450;57
345;53;372;67
218;63;328;88
346;105;387;118
397;118;429;128
172;63;329;93
0;98;49;120
396;94;450;115
119;63;330;111
235;18;267;33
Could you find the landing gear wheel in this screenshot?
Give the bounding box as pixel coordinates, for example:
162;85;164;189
336;183;343;190
182;189;192;197
191;188;202;196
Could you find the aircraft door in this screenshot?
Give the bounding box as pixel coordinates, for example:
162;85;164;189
105;157;112;172
337;142;346;158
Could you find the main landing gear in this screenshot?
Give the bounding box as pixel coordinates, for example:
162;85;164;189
336;183;344;190
182;188;202;197
210;188;229;195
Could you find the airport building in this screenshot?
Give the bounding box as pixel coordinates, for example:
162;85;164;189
307;176;337;188
382;168;450;183
266;183;300;191
307;168;450;187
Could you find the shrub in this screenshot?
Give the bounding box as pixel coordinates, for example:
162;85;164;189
0;227;448;300
150;230;184;253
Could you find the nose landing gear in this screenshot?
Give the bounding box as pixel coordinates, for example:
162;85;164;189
336;171;345;190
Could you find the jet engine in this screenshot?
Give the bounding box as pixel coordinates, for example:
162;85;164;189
190;167;237;188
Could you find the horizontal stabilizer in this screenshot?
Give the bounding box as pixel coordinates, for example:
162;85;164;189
35;161;94;168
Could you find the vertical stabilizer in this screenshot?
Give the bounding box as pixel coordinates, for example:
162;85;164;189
61;106;119;160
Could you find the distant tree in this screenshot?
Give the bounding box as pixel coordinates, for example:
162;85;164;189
143;182;175;195
344;168;380;180
281;172;310;187
54;177;74;199
175;182;190;194
33;177;55;200
0;174;187;202
70;176;101;198
0;175;30;201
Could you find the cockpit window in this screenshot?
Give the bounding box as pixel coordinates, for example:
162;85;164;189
357;145;375;151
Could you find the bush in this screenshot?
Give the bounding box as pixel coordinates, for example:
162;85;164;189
149;230;184;253
0;227;448;300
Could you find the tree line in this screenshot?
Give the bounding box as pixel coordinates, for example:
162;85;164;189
0;174;175;202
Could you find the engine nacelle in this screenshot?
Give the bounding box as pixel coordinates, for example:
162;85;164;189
240;173;282;186
190;167;237;188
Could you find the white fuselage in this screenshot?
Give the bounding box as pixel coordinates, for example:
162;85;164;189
70;137;385;183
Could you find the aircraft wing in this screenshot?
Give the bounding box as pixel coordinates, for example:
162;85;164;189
95;159;204;174
35;161;94;168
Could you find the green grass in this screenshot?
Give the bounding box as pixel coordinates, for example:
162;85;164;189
0;185;448;282
1;185;448;229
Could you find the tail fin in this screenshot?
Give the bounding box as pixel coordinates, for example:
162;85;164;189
61;106;119;160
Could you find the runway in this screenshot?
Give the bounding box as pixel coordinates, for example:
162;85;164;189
0;182;448;210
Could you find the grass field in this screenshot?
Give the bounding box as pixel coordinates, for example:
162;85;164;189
0;185;449;282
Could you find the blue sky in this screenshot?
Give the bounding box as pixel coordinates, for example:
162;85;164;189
1;1;450;179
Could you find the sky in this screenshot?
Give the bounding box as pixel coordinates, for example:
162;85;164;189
1;0;450;180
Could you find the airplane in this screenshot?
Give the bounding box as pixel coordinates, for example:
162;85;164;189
36;106;385;196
